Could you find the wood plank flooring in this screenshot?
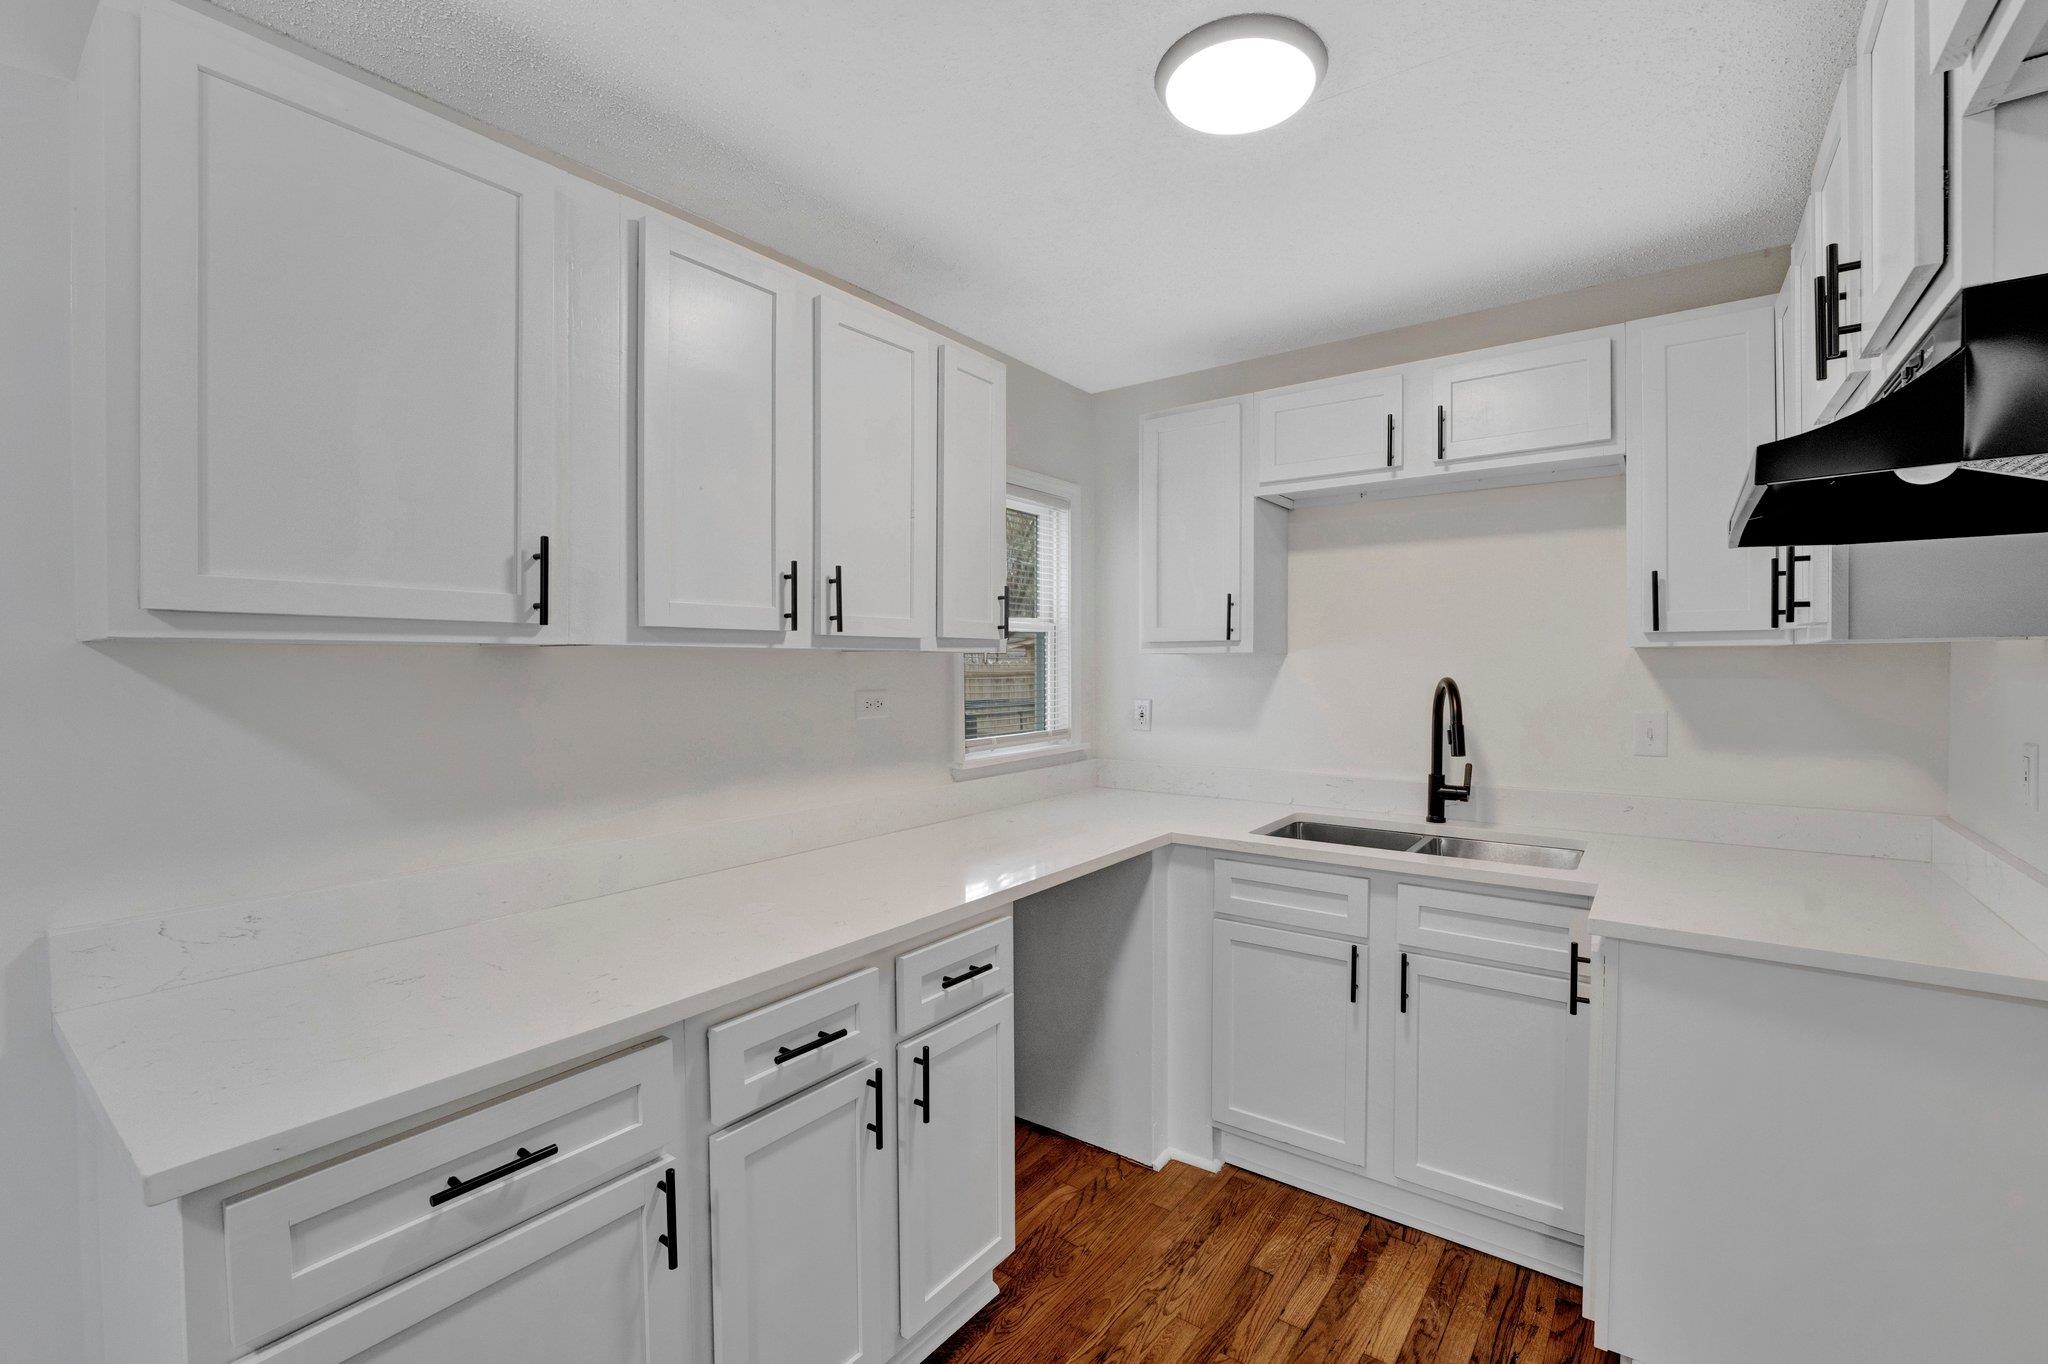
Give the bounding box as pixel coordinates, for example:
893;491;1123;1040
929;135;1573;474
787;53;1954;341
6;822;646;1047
928;1123;1615;1364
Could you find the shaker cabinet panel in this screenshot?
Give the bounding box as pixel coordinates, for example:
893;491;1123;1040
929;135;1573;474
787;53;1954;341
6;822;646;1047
134;15;560;627
1806;69;1870;424
709;1063;895;1364
935;343;1008;647
1138;403;1243;648
896;997;1015;1338
244;1166;682;1364
1427;331;1616;466
1858;0;1946;353
637;214;813;638
1210;919;1368;1167
1255;369;1404;487
1393;954;1586;1234
815;293;936;644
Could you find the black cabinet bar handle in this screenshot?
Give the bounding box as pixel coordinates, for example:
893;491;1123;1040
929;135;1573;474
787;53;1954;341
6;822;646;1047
429;1143;559;1207
1825;243;1862;363
998;588;1010;637
865;1067;884;1150
782;560;799;630
1650;570;1661;633
1570;944;1592;1017
1814;274;1830;382
1385;412;1395;468
913;1045;932;1124
1771;552;1783;628
773;1027;848;1065
1785;546;1811;623
1399;952;1410;1014
941;961;994;990
656;1168;678;1270
1349;943;1359;1004
827;566;845;632
531;535;550;626
1224;592;1235;642
1436;404;1446;460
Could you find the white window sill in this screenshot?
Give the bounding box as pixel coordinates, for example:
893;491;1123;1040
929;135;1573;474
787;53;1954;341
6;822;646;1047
950;740;1090;782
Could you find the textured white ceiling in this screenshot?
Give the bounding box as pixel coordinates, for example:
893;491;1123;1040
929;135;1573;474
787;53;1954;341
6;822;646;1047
204;0;1865;392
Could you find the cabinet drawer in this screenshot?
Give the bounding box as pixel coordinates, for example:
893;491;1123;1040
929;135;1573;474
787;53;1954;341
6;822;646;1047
1396;882;1584;973
707;967;886;1129
896;917;1012;1035
1214;857;1370;937
223;1040;677;1349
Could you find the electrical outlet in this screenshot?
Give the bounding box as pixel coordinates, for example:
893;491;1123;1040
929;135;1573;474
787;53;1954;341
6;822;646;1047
1632;710;1668;758
1132;698;1153;732
2021;743;2040;811
855;689;889;720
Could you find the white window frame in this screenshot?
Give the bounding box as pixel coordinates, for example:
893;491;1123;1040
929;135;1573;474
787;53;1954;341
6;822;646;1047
953;467;1085;779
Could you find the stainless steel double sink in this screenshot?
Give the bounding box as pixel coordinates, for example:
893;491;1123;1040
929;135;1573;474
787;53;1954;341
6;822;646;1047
1261;819;1584;871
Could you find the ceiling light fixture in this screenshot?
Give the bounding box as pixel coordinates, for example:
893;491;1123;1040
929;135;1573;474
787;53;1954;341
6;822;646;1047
1156;14;1327;136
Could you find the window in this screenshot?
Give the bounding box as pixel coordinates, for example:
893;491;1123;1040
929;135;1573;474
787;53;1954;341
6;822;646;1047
962;477;1072;756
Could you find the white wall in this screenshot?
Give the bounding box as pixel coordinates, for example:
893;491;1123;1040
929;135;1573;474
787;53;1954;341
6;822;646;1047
1949;642;2048;869
0;55;1097;1362
1092;256;1952;817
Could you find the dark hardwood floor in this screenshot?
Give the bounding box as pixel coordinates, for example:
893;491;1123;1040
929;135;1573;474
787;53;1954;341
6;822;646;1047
928;1123;1616;1364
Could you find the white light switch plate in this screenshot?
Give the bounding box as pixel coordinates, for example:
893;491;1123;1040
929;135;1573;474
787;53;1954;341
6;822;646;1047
2021;742;2040;810
1633;710;1668;757
1132;698;1152;731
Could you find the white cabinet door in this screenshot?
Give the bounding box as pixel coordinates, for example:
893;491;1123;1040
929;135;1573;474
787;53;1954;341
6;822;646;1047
1859;0;1946;353
1427;331;1616;466
896;996;1014;1338
135;15;559;627
816;293;936;644
1138;403;1243;648
1255;369;1404;487
1394;953;1586;1234
1210;920;1367;1167
935;343;1007;648
638;214;813;638
1628;302;1789;640
1806;69;1870;424
245;1165;681;1364
709;1063;894;1364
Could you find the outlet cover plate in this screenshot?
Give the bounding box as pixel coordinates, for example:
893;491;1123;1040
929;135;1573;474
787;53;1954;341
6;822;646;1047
1132;698;1153;731
856;689;889;720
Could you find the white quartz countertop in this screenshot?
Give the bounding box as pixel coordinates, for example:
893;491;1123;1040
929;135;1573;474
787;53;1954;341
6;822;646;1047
55;788;2048;1205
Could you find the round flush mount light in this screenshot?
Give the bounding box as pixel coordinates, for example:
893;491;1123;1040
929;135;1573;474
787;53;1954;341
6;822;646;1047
1894;462;1962;485
1156;14;1327;136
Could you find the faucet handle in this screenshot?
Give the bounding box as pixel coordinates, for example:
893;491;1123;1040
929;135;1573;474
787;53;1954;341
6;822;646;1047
1449;762;1473;798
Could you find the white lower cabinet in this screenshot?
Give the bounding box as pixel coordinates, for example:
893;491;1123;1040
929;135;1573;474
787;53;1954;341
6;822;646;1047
1393;953;1587;1234
895;997;1015;1338
1210;919;1368;1167
709;1062;895;1364
246;1165;683;1364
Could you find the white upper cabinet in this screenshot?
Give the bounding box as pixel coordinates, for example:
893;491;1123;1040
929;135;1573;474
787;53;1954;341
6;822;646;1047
1392;953;1586;1235
1806;68;1870;424
637;213;814;641
1627;300;1833;646
1426;328;1620;467
1254;368;1404;489
1929;0;2002;68
1138;402;1245;649
815;293;937;645
1954;0;2048;110
130;11;562;632
935;343;1008;649
1858;0;1947;354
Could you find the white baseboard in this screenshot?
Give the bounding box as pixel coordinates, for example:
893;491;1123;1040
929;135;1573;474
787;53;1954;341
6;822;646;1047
1151;1146;1224;1173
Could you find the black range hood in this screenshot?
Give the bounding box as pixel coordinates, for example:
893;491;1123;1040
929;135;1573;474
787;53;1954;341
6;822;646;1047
1731;272;2048;548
